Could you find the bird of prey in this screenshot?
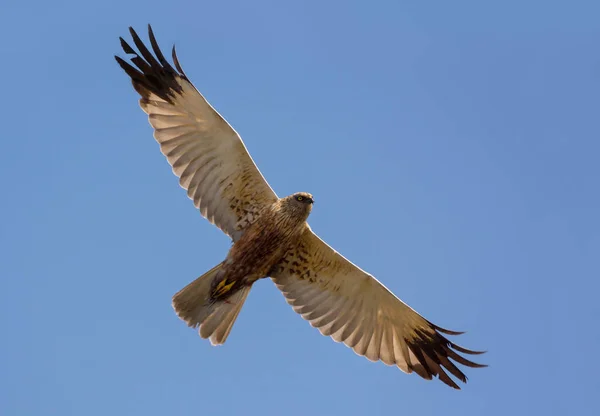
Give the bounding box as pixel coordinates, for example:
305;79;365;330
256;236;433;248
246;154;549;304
115;25;486;389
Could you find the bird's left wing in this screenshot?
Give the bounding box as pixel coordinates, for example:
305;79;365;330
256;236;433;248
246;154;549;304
270;227;485;389
115;26;278;241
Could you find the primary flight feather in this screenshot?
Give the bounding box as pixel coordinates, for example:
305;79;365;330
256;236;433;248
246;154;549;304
115;25;486;389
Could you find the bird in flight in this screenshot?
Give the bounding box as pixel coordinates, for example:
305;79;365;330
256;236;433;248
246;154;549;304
115;25;486;389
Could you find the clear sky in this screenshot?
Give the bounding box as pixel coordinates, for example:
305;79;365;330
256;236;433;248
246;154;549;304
1;1;598;415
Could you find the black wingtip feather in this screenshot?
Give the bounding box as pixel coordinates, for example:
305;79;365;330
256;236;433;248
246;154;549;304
129;26;162;70
116;25;188;104
148;24;173;70
172;45;188;79
450;341;487;355
115;55;143;80
437;367;461;390
404;324;486;389
446;346;488;368
429;321;465;336
120;37;136;55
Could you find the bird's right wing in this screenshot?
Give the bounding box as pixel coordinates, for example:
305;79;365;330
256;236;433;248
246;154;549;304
270;227;486;389
116;26;278;241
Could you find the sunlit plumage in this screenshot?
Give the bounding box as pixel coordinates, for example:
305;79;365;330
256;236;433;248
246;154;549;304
116;25;486;389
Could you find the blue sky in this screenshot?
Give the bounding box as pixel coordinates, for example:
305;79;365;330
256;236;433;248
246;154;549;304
1;0;599;414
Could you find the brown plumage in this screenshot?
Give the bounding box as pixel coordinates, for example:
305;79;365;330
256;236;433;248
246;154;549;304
208;193;314;302
116;25;486;389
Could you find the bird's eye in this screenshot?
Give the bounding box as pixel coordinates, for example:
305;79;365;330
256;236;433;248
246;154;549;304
296;196;304;201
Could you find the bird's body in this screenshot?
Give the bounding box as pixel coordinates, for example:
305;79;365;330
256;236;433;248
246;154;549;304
116;25;486;389
172;192;314;343
211;193;314;299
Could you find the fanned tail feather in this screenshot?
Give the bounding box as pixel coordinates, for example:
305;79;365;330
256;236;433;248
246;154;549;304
172;263;251;345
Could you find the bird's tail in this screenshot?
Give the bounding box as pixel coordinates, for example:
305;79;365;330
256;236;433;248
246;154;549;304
172;263;251;345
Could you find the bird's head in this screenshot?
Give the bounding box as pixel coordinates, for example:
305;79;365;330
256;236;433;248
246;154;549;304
281;192;314;219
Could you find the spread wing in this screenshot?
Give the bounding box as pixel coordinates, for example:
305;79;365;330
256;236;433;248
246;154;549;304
270;227;486;389
115;26;278;241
